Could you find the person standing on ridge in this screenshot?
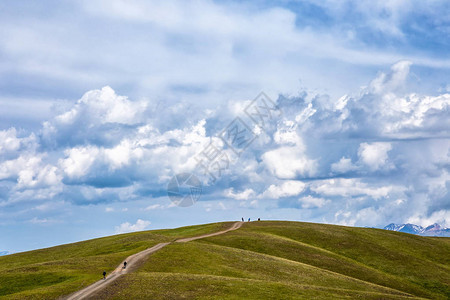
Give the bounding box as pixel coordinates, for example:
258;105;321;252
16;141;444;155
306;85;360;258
241;217;244;222
103;271;106;279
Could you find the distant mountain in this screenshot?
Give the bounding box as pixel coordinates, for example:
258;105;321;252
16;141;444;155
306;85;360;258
0;251;9;256
384;223;406;232
383;223;450;237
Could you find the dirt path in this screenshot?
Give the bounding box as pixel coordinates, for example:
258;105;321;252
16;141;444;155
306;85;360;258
64;221;243;300
175;221;243;243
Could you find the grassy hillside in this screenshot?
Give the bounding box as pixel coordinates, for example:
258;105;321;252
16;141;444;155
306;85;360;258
0;222;231;299
1;221;449;299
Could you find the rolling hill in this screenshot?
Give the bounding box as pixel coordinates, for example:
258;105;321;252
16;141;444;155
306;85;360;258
0;221;449;299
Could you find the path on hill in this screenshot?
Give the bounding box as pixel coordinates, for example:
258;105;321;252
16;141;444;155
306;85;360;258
65;221;243;300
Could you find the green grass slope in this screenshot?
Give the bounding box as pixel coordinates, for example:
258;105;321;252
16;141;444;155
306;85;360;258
1;221;449;299
0;222;231;299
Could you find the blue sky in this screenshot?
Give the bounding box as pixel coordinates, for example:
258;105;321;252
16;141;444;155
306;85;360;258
0;0;449;252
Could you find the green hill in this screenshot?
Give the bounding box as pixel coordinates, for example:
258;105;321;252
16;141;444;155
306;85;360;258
1;221;449;299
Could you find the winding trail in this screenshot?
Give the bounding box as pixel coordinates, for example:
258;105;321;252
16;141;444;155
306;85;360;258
64;221;243;300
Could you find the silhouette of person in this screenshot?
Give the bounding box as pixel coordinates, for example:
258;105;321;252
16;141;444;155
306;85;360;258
248;218;250;222
103;271;106;279
258;218;260;221
123;261;127;269
241;217;244;222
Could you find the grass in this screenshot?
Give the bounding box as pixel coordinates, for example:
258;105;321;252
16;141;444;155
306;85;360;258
198;221;449;299
0;222;229;299
0;221;449;299
94;273;420;300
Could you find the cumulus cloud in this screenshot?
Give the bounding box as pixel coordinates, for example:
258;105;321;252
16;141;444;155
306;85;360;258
115;219;151;234
261;180;306;199
0;61;448;231
298;195;330;209
0;154;61;189
358;142;392;171
331;157;358;173
262;147;317;179
224;188;255;200
0;86;221;210
369;60;412;94
310;178;404;200
0;128;21;154
262;122;317;179
0;129;37;159
60;146;99;179
41;86;147;149
340;61;450;139
406;209;450;228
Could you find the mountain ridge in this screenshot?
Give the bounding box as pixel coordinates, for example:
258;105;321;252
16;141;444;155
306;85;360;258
383;222;450;237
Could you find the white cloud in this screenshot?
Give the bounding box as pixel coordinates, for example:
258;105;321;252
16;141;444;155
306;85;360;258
0;128;21;154
341;62;450;140
262;120;317;179
249;199;258;207
218;201;227;210
115;219;151;234
59;146;99;179
0;129;37;157
331;157;358;173
41;86;147;149
262;147;316;179
58;86;146;125
224;188;255;200
298;195;330;208
358;142;392;171
274;121;302;146
262;180;306;199
334;210;354;226
0;154;61;189
104;139;144;170
53;114;209;186
144;204;163;211
311;178;403;200
295;103;317;124
28;217;59;224
406;209;450;228
369;60;412;94
0;62;447;237
381;93;450;137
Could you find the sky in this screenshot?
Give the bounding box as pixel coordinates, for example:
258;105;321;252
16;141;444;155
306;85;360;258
0;0;449;253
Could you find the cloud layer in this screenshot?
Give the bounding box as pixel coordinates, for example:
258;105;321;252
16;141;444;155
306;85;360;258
0;61;448;235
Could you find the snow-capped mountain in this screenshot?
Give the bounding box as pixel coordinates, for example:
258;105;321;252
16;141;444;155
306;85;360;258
383;223;450;237
0;251;9;256
424;223;441;232
384;223;408;232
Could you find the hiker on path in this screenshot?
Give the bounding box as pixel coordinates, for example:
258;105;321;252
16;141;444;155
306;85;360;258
248;218;250;222
123;261;127;269
241;217;244;222
103;271;106;279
